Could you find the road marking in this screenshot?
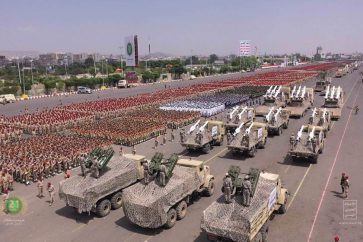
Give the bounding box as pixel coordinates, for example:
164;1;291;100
284;165;291;173
71;224;86;233
287;164;312;211
307;82;361;242
205;148;227;164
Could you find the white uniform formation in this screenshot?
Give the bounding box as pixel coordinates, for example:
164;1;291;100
160;101;225;117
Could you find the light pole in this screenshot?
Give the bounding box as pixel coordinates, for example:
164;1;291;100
101;56;105;87
190;49;193;74
17;57;25;95
64;57;68;76
93;54;97;77
119;47;123;70
30;59;34;84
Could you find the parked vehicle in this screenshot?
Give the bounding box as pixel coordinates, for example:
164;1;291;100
77;86;92;94
117;80;129;88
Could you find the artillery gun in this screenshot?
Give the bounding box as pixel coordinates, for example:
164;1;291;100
323;85;344;120
122;156;215;229
262;106;290;135
285;85;314;118
58;148;146;217
288;125;325;163
255;85;290;116
227;122;268;157
201;167;288;242
181;120;225;153
225;106;255;133
308;107;332;137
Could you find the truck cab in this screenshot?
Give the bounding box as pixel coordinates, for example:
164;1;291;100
123;153;146;179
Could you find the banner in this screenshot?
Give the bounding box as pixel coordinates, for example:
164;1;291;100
239;40;251;57
125;36;136;67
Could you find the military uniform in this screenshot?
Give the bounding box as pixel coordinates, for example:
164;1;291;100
159;164;167;187
242;177;252;207
223;175;233;203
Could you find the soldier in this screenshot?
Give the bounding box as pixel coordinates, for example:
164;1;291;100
290;132;295;150
91;158;99;179
162;134;167;145
340;173;347;194
223;173;233;204
311;136;317;153
342;176;349;198
242;175;252;207
159;164;167;187
308;116;313;124
354;105;359;115
80;155;87;177
180;129;186;143
170;129;175;142
132;145;136;155
37;177;44;198
226;130;233;145
154;136;159;149
142;160;150;184
47;182;55;206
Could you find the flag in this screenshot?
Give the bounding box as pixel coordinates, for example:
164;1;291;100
239;40;251;57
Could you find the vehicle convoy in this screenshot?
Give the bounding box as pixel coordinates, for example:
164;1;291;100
288;125;325;163
122;153;215;229
181;120;225;153
285;85;314;118
255;85;290;116
315;77;332;92
225;106;255;133
322;85;344;120
59;147;146;217
263;106;290;135
227;122;268;157
201;167;288;242
308;107;332;137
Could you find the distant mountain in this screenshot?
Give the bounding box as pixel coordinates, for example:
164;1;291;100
0;50;40;58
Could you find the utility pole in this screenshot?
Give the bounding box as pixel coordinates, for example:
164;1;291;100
30;59;34;84
93;54;97;77
190;49;193;74
119;47;123;69
101;56;105;87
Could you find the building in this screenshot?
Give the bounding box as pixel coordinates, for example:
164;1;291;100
0;56;8;68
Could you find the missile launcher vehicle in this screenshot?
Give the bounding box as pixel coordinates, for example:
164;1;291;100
263;106;290;136
225;106;255;133
322;85;344;120
308;107;332;137
285;85;314;118
255;85;290;116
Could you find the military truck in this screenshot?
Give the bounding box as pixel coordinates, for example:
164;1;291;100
255;85;290;116
201;167;288;242
285;85;314;118
58;148;146;217
227;122;268;157
264;107;290;135
315;77;332;92
308;107;332;137
225;106;255;133
181;120;225;153
122;155;215;229
322;85;344;120
288;125;325;163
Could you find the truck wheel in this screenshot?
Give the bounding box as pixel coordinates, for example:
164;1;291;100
218;137;224;146
165;208;177;229
258;138;266;149
253;232;263;242
248;147;256;157
176;201;187;220
277;127;282;136
202;144;211;154
278;204;287;214
283;120;289;129
205;179;215;196
311;156;318;164
110;192;123;210
261;223;269;242
319;142;324;154
96;199;111;217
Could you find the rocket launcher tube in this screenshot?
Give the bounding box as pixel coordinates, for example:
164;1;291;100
308;126;315;141
291;86;297;97
265;107;275;122
274;86;281;98
297;126;304;140
274;107;282;121
330;86;336;99
325;86;330;99
238;106;248;120
336;86;341;99
266;86;273;95
245;122;254;135
189;120;200;134
198;121;209;133
229;106;239;119
295;86;302;98
233;122;245;136
300;86;306;98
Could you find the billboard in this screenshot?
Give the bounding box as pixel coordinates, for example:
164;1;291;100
125;35;139;67
239;40;251;57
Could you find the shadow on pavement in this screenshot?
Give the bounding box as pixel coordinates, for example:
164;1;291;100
277;155;310;167
330;190;345;199
221;150;248;161
194;232;208;242
114;216;162;236
55;206;94;224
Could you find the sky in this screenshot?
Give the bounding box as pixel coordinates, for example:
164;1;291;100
0;0;362;56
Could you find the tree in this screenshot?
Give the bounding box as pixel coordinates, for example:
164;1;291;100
84;57;95;67
209;54;218;64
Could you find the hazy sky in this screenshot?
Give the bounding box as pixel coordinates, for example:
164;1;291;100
1;0;362;56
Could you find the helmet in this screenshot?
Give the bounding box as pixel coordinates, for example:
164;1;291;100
225;173;229;177
244;175;250;180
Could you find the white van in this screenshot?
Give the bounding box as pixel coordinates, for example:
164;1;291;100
77;86;92;94
0;94;16;103
117;80;129;88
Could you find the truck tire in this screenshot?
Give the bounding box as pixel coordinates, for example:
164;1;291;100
248;147;256;157
278;204;287;214
261;223;269;242
277;127;282;136
311;156;318;164
110;192;123;210
253;232;263;242
319;142;324;154
165;208;177;229
176;201;187;220
283;120;289;129
205;179;215;196
218;136;224;146
96;199;111;217
202;144;211;154
258;138;266;149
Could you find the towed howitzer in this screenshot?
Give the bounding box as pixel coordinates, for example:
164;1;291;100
189;120;200;134
233;122;245;136
229;106;239;120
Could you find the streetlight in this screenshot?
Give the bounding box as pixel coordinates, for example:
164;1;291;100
64;56;68;76
30;59;34;84
119;47;123;69
101;56;105;87
190;49;193;74
93;54;97;77
16;57;25;95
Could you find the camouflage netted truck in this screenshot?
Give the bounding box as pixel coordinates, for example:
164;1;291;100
122;157;215;229
255;85;290;116
263;107;290;136
181;120;225;153
288;125;325;163
224;106;255;133
59;149;146;217
227;122;268;157
322;86;344;120
285;86;314;118
201;168;288;242
308;107;332;137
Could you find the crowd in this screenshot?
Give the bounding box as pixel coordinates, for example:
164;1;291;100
160;101;225;117
0;134;111;191
0;124;23;145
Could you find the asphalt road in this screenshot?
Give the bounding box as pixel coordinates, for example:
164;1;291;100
0;67;362;242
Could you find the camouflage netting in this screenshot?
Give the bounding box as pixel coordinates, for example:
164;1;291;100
122;166;201;228
58;156;139;213
201;176;275;242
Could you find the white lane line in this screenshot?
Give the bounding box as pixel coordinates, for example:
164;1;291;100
205;148;227;164
307;82;361;242
287;164;312;211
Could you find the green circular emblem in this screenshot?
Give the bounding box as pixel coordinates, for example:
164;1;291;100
5;197;23;215
127;42;133;56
